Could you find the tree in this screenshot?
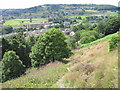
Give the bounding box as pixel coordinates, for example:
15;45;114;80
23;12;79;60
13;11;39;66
44;28;72;62
80;30;99;44
105;16;120;35
29;35;45;67
77;23;84;30
66;35;76;49
26;35;38;48
83;23;92;30
2;26;13;34
74;30;83;45
97;20;107;35
2;51;25;82
97;16;120;36
6;33;31;68
30;28;72;67
2;38;10;58
30;17;32;22
109;35;120;51
77;16;82;20
72;25;79;32
39;26;44;29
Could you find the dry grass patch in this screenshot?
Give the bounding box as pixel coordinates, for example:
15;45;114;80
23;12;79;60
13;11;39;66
2;61;67;88
63;40;118;88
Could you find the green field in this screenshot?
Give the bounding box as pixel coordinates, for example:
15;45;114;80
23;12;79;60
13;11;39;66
106;11;118;16
3;18;47;26
68;15;87;23
68;15;87;19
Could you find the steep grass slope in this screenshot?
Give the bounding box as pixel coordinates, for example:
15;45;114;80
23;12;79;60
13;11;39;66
2;33;118;88
2;62;67;88
63;34;118;88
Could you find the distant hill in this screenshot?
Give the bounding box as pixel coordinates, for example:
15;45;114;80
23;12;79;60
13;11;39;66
1;4;119;18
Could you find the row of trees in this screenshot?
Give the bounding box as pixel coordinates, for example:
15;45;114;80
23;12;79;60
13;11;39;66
67;16;120;49
2;28;72;82
97;16;120;35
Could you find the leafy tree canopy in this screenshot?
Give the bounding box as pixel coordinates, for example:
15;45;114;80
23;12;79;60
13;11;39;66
2;51;25;82
30;28;72;67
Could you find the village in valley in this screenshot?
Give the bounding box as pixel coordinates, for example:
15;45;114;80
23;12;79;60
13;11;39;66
1;4;118;37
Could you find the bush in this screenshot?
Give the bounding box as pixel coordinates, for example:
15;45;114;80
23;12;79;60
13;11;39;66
109;36;120;51
80;30;99;44
2;51;25;82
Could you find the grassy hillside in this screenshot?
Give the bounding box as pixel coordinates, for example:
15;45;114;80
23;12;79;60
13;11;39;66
2;33;118;88
3;18;47;26
2;62;67;88
64;40;118;88
80;32;117;47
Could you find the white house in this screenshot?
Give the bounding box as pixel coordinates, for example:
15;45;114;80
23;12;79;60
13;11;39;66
70;31;75;36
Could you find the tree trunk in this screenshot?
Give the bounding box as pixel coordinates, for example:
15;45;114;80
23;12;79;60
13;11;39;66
53;57;55;62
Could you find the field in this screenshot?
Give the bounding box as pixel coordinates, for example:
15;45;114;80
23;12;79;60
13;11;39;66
106;11;118;16
68;15;87;23
68;15;86;19
2;32;118;88
3;18;47;26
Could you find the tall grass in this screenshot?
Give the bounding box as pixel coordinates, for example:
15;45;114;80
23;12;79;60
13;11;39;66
63;39;118;88
2;62;67;88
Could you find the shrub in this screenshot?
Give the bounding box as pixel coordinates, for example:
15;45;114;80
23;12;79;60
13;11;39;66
80;30;99;44
109;36;120;51
2;51;25;82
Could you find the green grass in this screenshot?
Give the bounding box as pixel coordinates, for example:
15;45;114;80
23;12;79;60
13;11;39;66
80;32;118;48
63;33;118;88
2;63;67;88
3;18;47;26
106;11;118;16
68;15;87;23
68;15;87;20
2;32;118;88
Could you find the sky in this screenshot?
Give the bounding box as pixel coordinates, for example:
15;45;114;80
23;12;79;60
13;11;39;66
0;0;119;9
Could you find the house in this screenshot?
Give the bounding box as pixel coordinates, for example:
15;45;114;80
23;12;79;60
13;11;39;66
63;22;70;26
44;25;50;29
62;28;72;35
13;26;26;30
26;21;50;29
1;32;18;38
69;31;75;36
51;23;60;26
24;29;50;36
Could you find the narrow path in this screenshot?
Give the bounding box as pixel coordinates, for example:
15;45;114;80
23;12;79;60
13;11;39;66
56;76;66;88
56;67;73;88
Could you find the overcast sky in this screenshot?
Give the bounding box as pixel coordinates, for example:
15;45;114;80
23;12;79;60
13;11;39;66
0;0;119;9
